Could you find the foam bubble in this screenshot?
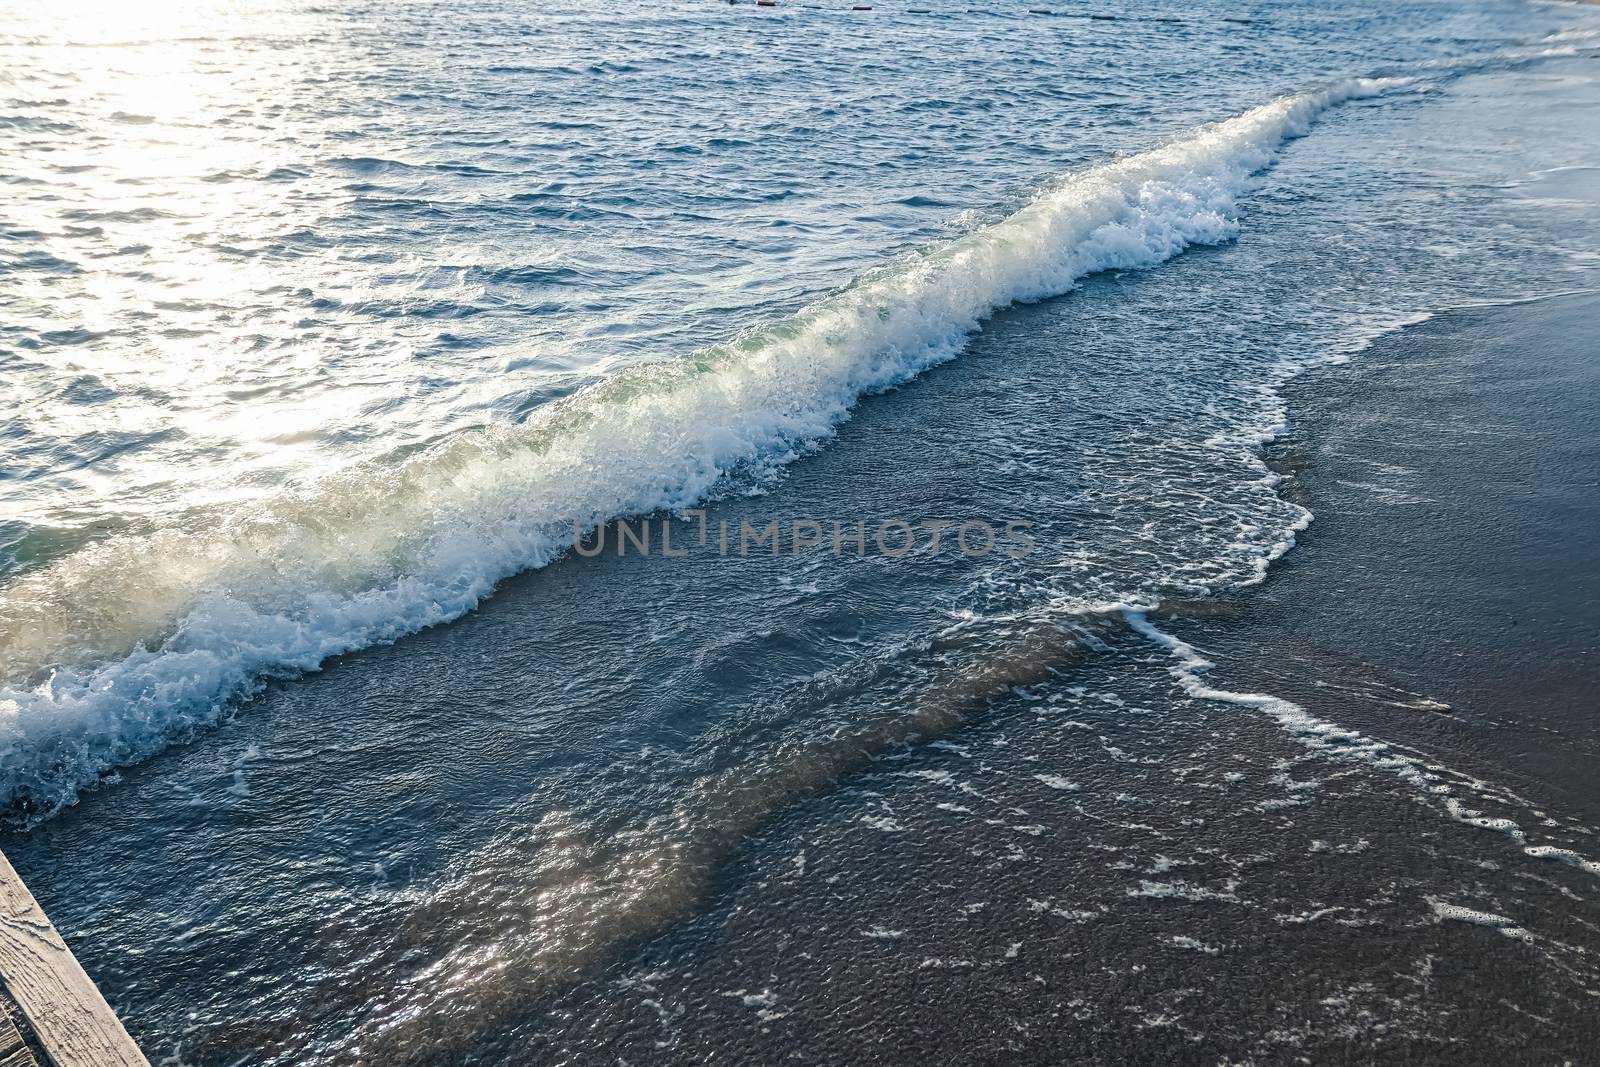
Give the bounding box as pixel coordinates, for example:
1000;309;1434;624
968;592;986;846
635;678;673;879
1428;899;1535;943
1523;846;1600;876
1125;610;1600;890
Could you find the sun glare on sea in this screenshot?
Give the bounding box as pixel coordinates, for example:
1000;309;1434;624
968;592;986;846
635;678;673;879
24;0;223;41
2;0;361;515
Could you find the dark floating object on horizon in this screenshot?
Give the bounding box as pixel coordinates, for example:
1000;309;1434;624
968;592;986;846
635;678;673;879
720;2;1253;22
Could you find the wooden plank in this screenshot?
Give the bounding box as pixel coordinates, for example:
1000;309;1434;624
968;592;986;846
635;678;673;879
0;850;148;1067
0;997;42;1067
0;1009;26;1058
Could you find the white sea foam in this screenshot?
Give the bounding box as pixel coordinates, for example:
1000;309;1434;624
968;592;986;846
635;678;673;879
1524;846;1600;875
0;79;1403;819
1428;899;1535;943
1127;878;1241;902
1125;610;1600;882
1165;934;1222;954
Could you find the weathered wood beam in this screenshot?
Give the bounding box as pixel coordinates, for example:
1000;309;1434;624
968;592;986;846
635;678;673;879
0;850;149;1067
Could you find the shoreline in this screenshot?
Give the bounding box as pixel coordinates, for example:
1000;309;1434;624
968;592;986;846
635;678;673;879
459;296;1600;1066
1215;290;1600;821
495;291;1600;1064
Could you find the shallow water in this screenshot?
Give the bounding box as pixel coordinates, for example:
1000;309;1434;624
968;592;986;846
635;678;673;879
4;0;1600;1062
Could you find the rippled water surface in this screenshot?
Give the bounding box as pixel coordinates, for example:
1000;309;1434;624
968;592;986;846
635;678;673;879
4;0;1600;1063
5;0;1384;528
3;0;1588;814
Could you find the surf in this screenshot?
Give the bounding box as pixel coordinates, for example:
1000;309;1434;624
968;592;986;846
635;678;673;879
0;78;1402;821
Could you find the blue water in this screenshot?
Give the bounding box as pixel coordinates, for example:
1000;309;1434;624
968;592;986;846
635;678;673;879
3;0;1600;1063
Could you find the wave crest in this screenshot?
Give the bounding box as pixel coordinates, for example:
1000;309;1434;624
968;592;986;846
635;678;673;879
0;79;1398;821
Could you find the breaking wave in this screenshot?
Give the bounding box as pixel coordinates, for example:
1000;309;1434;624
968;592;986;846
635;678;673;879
0;78;1401;820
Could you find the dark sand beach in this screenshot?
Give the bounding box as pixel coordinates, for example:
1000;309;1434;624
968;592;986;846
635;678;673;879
1225;292;1600;820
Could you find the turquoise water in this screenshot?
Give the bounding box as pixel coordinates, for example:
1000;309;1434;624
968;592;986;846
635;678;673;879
3;1;1600;1062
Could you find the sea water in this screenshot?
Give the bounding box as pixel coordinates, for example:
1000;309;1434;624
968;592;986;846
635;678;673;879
3;1;1600;1062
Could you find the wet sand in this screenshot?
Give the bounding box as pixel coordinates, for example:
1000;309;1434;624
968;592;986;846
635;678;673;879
1218;292;1600;821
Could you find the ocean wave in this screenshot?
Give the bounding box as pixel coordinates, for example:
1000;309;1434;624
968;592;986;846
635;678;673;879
0;77;1402;822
